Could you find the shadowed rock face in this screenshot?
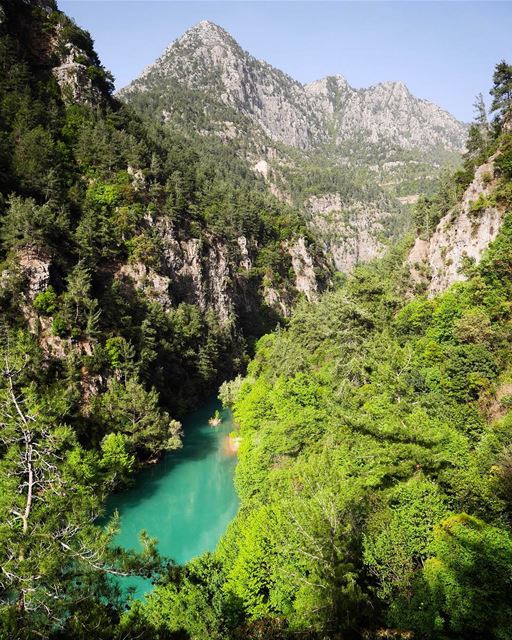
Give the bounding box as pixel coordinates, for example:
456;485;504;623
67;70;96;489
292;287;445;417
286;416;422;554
120;20;466;156
115;221;322;326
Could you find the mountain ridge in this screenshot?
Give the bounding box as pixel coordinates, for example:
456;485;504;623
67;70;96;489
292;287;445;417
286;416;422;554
119;19;467;156
118;19;466;275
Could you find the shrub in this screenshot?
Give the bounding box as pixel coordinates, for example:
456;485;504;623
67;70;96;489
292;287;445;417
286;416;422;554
51;314;68;337
33;286;57;315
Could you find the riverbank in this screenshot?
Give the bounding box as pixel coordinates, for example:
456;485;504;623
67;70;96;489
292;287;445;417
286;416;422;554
225;435;241;454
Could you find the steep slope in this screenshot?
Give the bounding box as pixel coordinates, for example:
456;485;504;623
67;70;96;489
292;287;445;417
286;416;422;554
408;117;512;295
121;21;465;160
306;75;464;154
119;20;323;150
129;100;512;640
0;0;328;419
0;2;333;634
119;20;466;275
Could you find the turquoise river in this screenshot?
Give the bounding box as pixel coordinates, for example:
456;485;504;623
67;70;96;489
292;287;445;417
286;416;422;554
105;399;239;598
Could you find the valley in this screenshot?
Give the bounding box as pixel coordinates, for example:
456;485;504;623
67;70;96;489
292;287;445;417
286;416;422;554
0;1;511;639
106;399;238;600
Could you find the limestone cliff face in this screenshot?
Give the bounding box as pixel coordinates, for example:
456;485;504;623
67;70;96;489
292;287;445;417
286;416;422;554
287;237;320;302
307;193;394;273
16;247;51;301
305;76;465;153
115;219;322;325
8;226;321;365
119;20;466;278
408;154;503;295
157;222;235;325
51;40;103;106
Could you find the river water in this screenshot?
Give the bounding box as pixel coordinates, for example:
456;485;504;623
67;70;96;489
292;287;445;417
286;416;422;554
105;399;239;598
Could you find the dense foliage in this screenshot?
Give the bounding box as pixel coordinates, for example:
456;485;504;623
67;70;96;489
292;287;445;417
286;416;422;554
0;1;321;635
132;105;512;638
0;0;317;420
2;1;512;638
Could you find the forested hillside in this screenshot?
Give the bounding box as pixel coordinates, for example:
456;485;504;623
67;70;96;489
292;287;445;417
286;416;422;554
1;0;512;639
119;20;468;276
126;66;512;639
0;0;327;410
0;1;326;636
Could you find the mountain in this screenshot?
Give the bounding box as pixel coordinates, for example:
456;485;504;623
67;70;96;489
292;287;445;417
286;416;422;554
0;1;334;631
119;20;467;273
120;20;465;159
3;1;512;638
134;103;512;639
0;0;329;420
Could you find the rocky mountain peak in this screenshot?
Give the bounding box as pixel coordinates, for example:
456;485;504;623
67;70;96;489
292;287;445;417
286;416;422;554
121;22;466;156
174;19;239;52
188;19;231;37
378;79;409;92
305;74;349;98
371;80;413;104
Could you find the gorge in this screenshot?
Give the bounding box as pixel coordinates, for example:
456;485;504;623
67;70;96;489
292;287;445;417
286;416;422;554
1;2;512;639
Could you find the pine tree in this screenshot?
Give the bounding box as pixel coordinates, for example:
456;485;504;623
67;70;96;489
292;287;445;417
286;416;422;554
466;93;491;159
0;329;163;637
490;60;512;127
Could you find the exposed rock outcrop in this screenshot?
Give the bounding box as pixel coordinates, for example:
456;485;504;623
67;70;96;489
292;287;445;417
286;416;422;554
408;154;502;295
288;237;320;302
116;262;173;309
237;235;252;271
158;222;235;326
52;43;102;105
307;194;392;272
115;222;323;326
17;247;51;301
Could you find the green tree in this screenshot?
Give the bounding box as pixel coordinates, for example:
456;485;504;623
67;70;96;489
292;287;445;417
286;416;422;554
104;336;137;381
59;259;101;338
363;477;447;602
466;93;491;159
124;555;242;640
490;60;512;126
93;377;182;459
396;514;512;639
0;331;159;638
100;432;135;488
1;196;69;253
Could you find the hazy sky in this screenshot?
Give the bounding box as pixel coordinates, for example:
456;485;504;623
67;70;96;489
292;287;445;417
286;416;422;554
60;1;511;122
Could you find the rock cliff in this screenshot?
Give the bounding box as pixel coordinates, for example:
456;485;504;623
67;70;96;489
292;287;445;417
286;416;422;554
116;221;322;325
306;193;396;273
119;20;466;276
408;153;504;295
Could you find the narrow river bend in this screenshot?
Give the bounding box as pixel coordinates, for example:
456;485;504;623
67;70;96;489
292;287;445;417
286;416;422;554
105;399;239;598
